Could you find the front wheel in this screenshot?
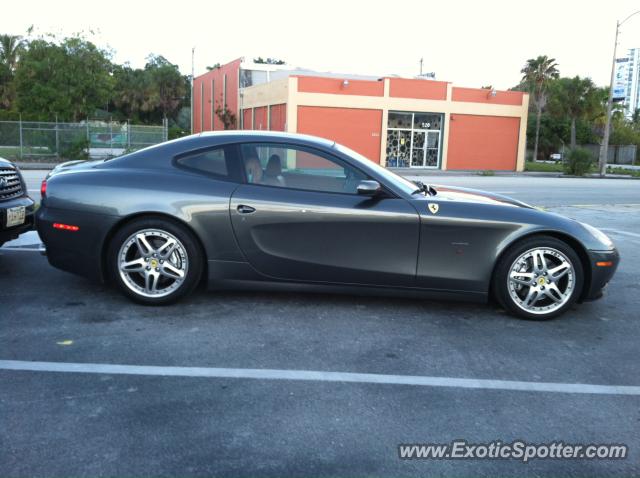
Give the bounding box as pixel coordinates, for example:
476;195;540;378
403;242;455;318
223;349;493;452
493;236;583;320
107;218;203;305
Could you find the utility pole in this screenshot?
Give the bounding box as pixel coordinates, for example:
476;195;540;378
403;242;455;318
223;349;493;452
419;57;423;76
190;46;195;135
599;10;640;177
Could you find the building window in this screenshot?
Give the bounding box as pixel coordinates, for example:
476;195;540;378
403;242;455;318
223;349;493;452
386;111;443;168
240;69;268;88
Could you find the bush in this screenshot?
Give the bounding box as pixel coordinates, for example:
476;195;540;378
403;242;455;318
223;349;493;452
59;138;89;161
168;125;188;140
564;148;594;176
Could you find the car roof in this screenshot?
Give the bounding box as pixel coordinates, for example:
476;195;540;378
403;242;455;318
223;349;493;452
197;130;336;147
101;131;339;169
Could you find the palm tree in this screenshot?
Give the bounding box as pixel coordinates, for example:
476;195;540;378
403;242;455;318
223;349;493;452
0;34;23;71
548;76;601;149
521;56;559;161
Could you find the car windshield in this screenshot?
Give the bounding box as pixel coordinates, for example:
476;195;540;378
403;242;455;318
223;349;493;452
332;143;421;196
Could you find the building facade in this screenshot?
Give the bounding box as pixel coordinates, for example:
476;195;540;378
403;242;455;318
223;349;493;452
614;48;640;119
193;58;529;171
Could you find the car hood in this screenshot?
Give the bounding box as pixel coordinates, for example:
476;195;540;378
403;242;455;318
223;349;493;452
427;184;533;209
0;156;15;168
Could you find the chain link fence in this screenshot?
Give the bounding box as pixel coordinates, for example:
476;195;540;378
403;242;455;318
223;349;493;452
0;119;168;162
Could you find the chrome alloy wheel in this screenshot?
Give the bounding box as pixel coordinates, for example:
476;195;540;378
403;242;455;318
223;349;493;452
118;229;188;298
507;247;575;315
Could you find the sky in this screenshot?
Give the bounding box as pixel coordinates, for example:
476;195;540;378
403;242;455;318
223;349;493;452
2;0;640;90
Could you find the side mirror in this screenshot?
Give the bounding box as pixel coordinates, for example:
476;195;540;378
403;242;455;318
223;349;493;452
357;180;382;196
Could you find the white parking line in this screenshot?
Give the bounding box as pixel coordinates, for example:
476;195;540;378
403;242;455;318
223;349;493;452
1;360;639;396
0;247;43;252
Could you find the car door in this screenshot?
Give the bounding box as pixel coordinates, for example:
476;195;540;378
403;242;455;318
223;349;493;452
229;142;420;286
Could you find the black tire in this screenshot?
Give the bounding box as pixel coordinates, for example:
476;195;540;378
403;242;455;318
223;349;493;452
107;217;203;305
492;235;584;320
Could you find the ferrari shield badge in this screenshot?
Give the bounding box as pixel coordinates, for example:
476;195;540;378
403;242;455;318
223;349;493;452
428;203;439;215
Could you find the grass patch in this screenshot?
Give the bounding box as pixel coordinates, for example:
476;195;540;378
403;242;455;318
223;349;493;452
0;145;57;161
607;167;640;178
525;161;564;172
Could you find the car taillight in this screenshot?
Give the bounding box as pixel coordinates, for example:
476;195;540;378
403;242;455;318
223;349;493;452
53;223;79;232
40;179;47;197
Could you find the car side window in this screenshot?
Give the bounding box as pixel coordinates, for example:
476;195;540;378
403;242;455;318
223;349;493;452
240;143;367;194
176;147;229;179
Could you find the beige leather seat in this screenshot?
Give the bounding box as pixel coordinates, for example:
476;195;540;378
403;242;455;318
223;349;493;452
262;154;286;187
244;157;263;184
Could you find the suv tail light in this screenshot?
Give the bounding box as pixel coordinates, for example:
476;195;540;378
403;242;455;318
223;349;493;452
40;179;47;198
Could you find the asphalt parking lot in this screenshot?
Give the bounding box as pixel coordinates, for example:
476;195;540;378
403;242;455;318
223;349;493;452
1;171;639;477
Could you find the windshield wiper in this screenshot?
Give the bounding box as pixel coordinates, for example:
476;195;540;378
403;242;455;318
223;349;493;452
412;181;437;196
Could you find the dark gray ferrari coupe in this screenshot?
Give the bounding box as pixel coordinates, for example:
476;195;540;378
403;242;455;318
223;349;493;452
36;131;619;320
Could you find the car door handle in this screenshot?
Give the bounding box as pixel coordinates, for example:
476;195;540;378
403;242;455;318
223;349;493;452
237;204;256;214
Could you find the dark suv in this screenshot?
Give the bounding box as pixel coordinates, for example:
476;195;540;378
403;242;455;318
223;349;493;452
0;157;35;247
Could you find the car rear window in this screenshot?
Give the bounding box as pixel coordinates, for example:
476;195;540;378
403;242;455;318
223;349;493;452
177;148;228;178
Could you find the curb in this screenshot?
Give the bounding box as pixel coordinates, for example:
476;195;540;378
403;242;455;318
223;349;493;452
391;169;639;180
15;162;56;170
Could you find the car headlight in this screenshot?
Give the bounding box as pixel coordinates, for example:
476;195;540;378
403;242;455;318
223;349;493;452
580;222;614;249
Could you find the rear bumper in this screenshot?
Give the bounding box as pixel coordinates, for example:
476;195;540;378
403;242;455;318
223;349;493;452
0;196;35;243
582;249;620;301
36;205;118;282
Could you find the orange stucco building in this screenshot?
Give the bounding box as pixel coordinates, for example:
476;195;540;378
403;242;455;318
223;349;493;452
193;58;529;171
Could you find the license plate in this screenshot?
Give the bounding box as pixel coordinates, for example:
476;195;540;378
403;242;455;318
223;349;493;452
6;206;25;227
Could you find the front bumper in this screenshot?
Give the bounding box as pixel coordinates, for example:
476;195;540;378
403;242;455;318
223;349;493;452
582;248;620;301
0;196;36;243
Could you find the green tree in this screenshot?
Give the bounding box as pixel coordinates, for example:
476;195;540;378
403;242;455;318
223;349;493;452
253;57;285;65
111;63;148;121
143;55;186;121
631;108;640;129
525;112;569;159
520;55;559;161
110;57;188;124
0;34;24;110
0;34;23;71
14;36;113;121
0;62;13;109
548;76;602;149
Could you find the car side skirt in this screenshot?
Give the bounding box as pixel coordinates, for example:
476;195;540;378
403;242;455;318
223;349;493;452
206;259;488;303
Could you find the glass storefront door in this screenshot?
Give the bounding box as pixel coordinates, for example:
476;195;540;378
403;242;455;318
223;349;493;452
386;112;443;168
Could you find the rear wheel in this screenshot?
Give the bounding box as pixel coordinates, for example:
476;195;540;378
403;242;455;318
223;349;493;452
108;218;203;305
493;235;583;320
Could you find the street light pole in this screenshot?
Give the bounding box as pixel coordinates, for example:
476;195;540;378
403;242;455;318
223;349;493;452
599;10;640;177
598;22;619;177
